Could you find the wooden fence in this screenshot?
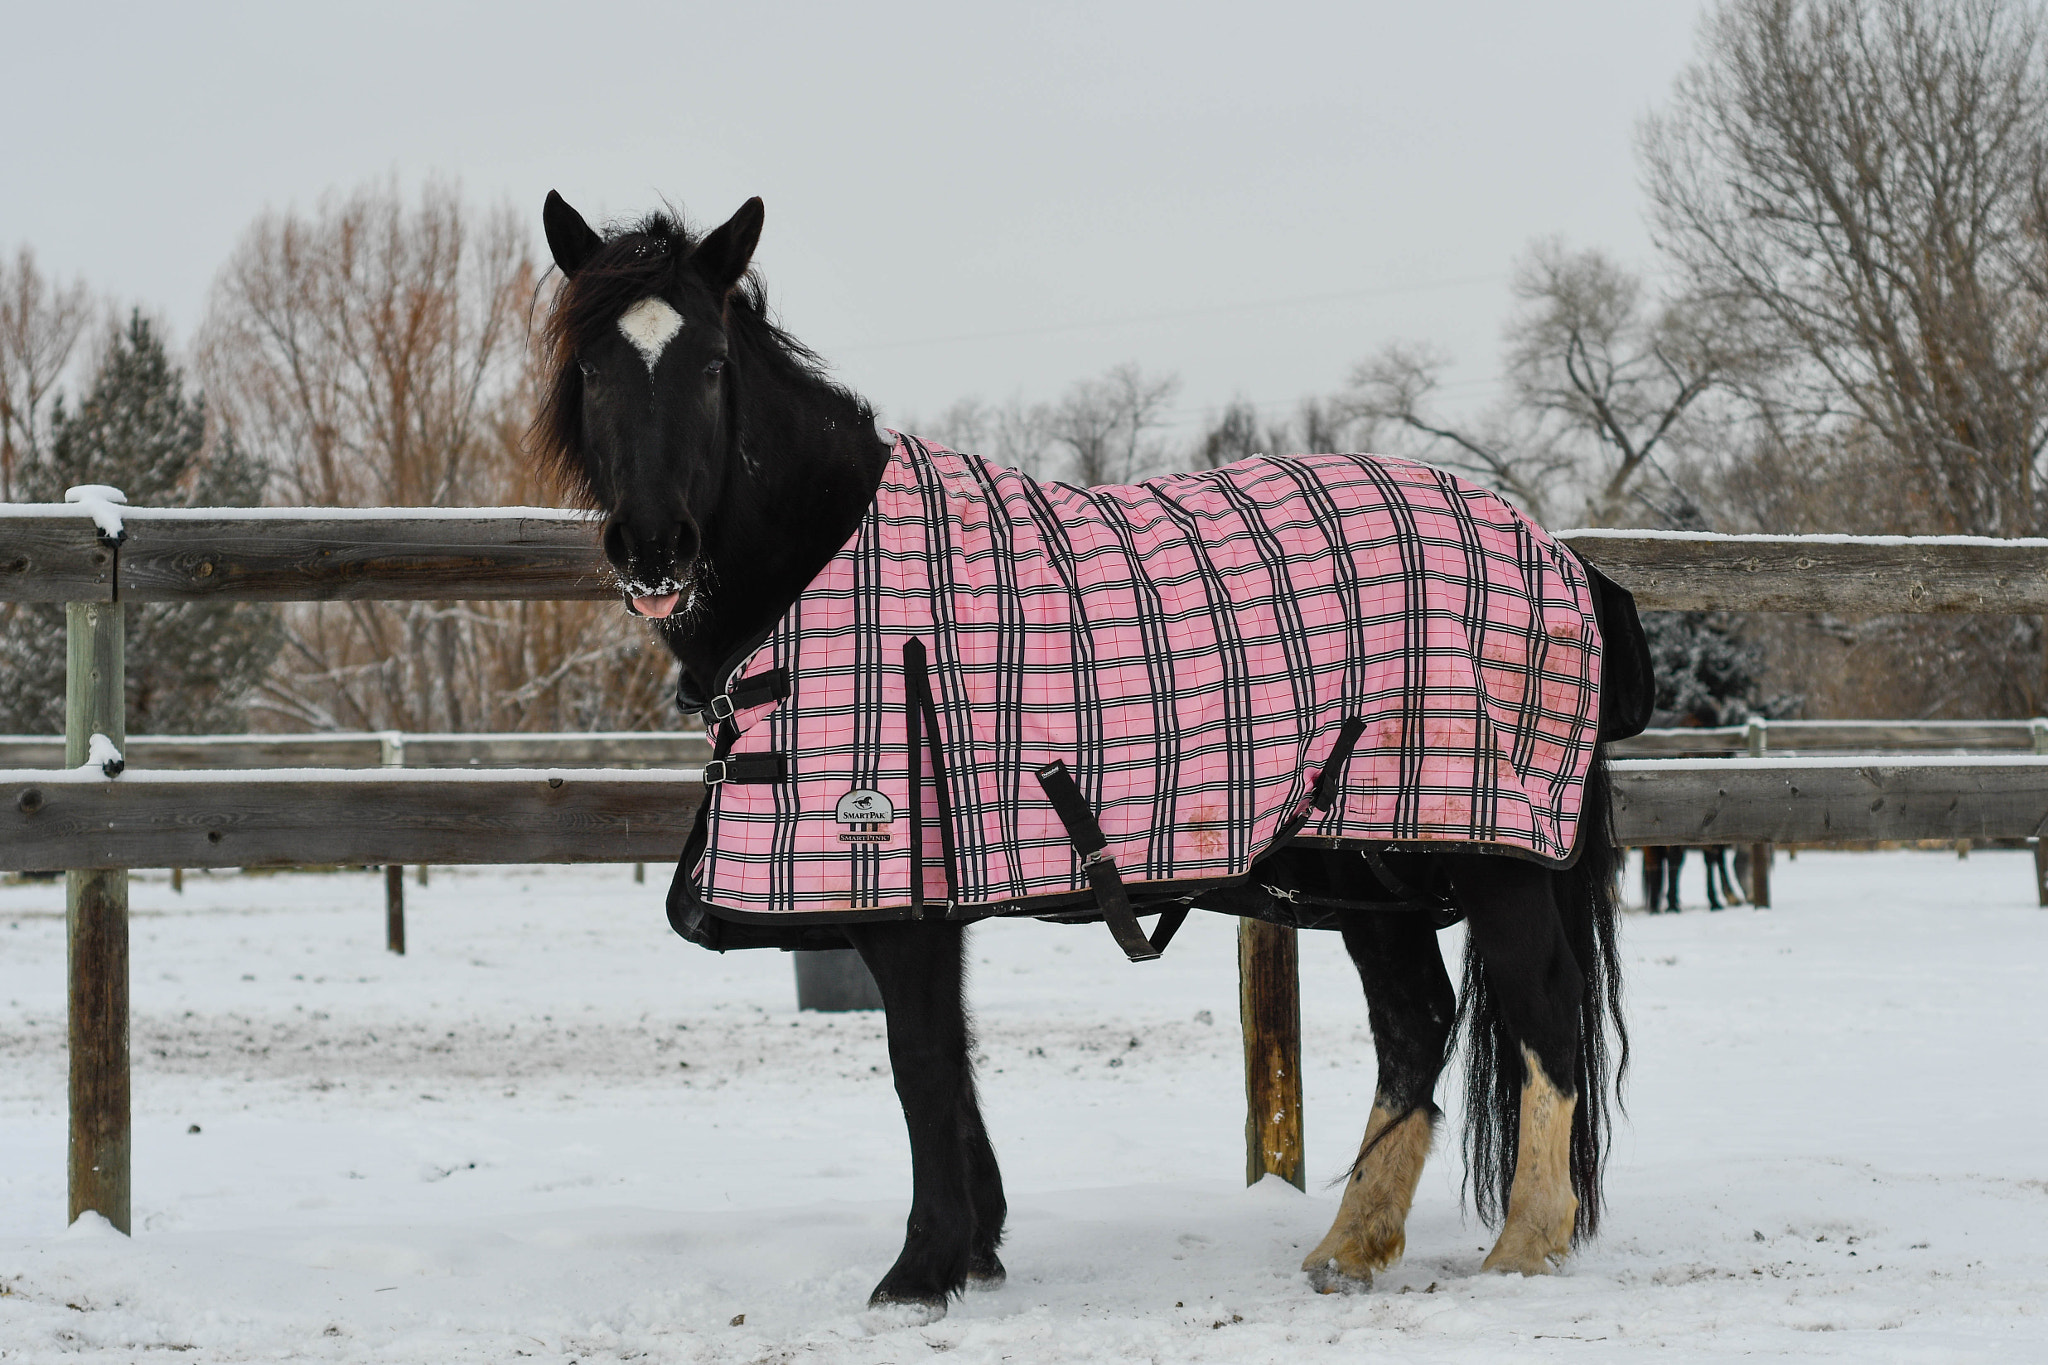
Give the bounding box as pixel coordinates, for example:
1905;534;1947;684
8;500;2048;1228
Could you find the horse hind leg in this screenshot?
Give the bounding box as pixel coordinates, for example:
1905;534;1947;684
1303;907;1455;1293
1445;854;1586;1277
1481;1045;1579;1275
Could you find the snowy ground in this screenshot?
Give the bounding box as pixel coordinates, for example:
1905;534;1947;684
1;849;2044;1362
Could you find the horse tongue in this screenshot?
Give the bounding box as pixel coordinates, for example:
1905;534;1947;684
632;593;681;619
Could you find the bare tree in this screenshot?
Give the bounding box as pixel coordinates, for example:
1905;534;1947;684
1642;0;2048;538
201;180;530;509
1639;0;2048;720
200;181;674;733
1193;399;1262;470
1291;397;1350;455
1505;241;1748;524
0;247;94;501
1336;341;1577;523
1339;244;1738;526
915;395;1059;476
1046;363;1180;485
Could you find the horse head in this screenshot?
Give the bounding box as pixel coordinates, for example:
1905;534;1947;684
536;192;764;620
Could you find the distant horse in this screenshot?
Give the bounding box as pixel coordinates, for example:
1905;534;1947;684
533;192;1653;1318
1641;845;1741;912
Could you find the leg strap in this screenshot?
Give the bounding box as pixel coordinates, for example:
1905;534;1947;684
1033;759;1172;962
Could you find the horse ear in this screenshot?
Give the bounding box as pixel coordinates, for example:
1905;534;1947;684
692;197;765;295
543;191;603;278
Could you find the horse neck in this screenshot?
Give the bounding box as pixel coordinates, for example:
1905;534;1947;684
676;381;888;690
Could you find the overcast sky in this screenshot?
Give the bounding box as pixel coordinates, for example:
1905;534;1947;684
3;0;1705;441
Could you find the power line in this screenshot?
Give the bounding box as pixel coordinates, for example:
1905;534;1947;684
838;271;1508;355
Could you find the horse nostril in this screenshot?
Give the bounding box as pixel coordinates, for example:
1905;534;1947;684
673;519;700;565
602;519;636;572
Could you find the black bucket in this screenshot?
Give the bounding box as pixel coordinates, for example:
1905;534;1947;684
792;948;885;1011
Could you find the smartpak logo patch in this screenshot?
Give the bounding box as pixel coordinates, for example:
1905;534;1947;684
836;789;895;844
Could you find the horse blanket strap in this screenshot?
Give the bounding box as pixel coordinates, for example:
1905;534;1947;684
680;667;791;729
681;434;1603;925
1032;759;1163;961
903;638;961;916
702;753;788;785
1312;718;1368;811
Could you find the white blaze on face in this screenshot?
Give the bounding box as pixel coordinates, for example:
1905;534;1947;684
617;297;684;371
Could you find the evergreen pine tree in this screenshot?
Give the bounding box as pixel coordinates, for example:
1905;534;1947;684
0;313;281;733
1634;493;1795;726
1642;611;1773;726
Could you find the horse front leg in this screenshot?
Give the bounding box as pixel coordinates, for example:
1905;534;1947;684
1303;907;1456;1293
843;919;1001;1317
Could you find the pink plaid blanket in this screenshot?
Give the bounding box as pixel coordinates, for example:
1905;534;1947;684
683;435;1602;925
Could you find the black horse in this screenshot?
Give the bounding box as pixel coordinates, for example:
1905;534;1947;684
534;192;1647;1319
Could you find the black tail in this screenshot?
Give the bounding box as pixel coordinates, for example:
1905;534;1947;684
1458;746;1628;1240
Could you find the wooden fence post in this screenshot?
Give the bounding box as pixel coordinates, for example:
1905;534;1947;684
379;732;405;954
2033;720;2048;908
66;598;128;1234
384;865;405;954
1239;918;1304;1190
1746;717;1772;908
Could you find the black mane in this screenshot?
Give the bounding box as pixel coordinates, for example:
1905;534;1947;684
534;209;873;506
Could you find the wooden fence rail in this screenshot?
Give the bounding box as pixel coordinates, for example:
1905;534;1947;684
2;718;2032;770
15;507;2048;612
1609;718;2048;757
10;500;2048;1223
0;730;715;770
7;756;2045;873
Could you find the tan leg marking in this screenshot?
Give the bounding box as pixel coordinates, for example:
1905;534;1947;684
1482;1046;1578;1276
1301;1104;1435;1291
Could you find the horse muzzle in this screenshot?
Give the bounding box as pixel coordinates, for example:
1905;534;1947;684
602;513;700;618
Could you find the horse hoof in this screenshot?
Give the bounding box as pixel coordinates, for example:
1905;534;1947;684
1305;1260;1373;1295
862;1294;947;1329
1480;1235;1568;1277
966;1255;1007;1291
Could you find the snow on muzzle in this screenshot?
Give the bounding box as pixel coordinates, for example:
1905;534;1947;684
603;513;697;618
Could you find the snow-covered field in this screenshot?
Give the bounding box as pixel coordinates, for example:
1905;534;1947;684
2;849;2044;1362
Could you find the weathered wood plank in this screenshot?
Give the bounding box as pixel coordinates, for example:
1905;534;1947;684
17;512;2048;614
116;514;611;602
0;732;711;770
1609;721;2042;757
0;519;114;602
0;772;704;870
1239;918;1304;1191
1561;531;2048;613
7;724;2036;770
12;757;2048;869
1609;757;2048;845
400;733;712;768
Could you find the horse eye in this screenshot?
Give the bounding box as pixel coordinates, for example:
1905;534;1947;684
704;357;725;377
578;360;598;381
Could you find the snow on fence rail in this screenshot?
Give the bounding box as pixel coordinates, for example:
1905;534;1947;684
12;500;2048;1233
